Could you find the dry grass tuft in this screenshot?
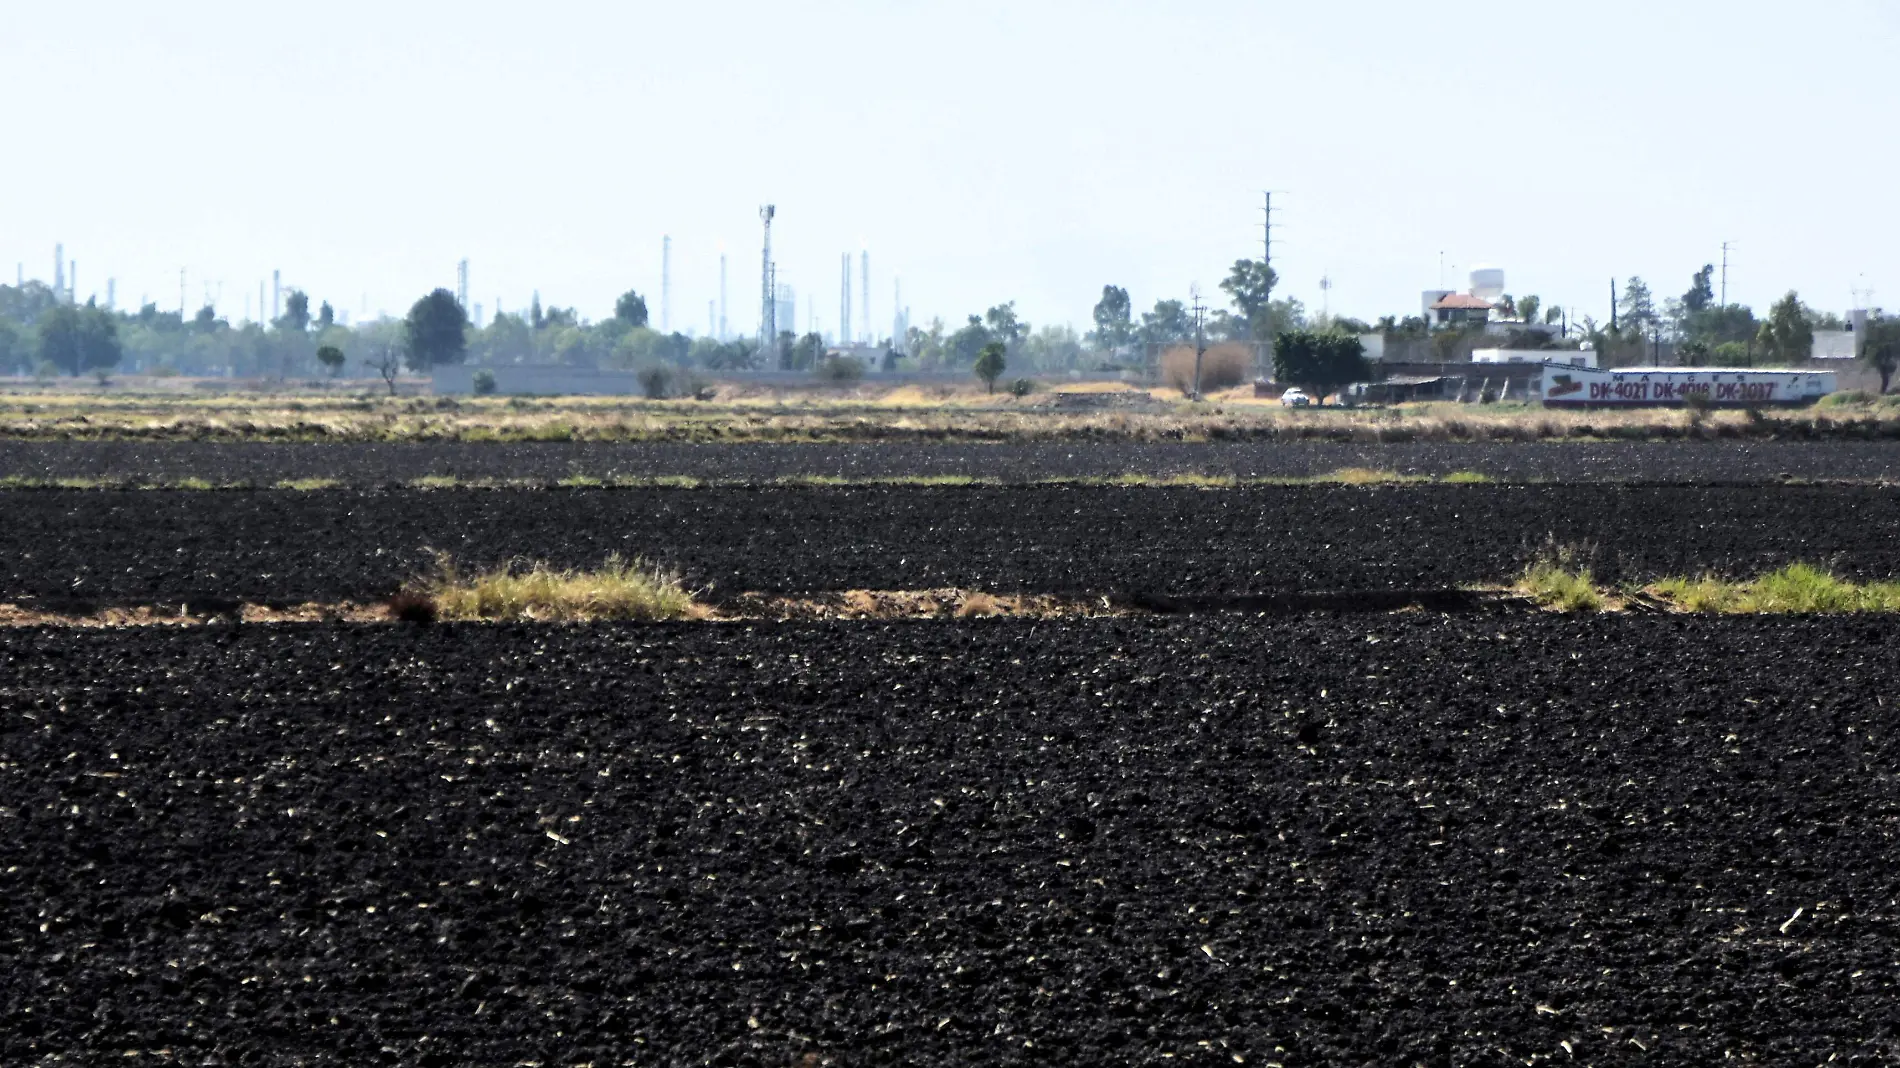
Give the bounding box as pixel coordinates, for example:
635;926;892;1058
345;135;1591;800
1439;470;1494;484
955;591;1006;618
414;553;702;622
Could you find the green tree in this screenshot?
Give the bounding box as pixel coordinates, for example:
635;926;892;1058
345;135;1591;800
37;304;82;374
947;315;991;367
1089;285;1134;348
1682;265;1715;314
192;305;221;333
38;302;123;376
279;290;311;333
790;331;825;370
1272;330;1368;404
317;301;335;330
316;345;346;376
1516;294;1542;326
1220;258;1278;338
475;311;533;364
1139;299;1191;345
0;318;20;374
984;303;1027;347
1861;315;1900;393
1757;291;1813;364
1618;277;1657;333
614;290;650;327
973;341;1007;393
403;289;468;371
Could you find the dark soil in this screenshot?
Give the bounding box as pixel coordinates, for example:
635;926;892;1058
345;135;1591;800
2;615;1895;1065
6;440;1900;484
1;484;1895;607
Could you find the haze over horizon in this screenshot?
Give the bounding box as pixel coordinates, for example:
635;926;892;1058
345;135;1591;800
6;0;1894;336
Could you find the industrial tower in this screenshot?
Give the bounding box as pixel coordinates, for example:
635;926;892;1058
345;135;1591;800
860;250;870;345
758;206;776;353
718;253;728;341
661;236;672;333
840;254;852;345
457;259;469;312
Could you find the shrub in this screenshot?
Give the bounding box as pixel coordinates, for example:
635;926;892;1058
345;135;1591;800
1008;377;1036;397
1160;343;1253;394
471;369;498;396
816;355;865;382
1819;389;1877;408
637;365;675;399
1518;544;1604;613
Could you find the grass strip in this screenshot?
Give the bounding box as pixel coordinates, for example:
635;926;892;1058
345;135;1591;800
410;554;703;622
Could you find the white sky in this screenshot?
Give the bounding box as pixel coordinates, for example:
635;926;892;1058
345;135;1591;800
5;0;1895;334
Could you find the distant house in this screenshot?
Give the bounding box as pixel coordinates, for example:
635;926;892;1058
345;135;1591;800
1429;293;1496;326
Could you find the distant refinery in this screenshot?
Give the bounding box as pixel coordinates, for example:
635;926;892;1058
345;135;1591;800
18;217;896;347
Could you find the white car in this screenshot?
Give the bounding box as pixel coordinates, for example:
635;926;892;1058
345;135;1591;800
1280;388;1311;408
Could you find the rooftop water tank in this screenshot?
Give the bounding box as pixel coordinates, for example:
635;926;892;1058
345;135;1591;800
1469;267;1507;304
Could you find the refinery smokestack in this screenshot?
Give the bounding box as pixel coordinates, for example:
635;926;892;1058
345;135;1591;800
840;254;851;346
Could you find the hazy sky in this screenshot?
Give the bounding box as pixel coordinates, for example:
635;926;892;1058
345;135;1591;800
6;1;1895;335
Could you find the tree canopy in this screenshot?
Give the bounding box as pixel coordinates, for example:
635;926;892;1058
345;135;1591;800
37;301;123;376
1089;285;1133;348
614;290;649;328
1272;330;1368;403
403;289;468;371
973;341;1007;392
1863;315;1900;394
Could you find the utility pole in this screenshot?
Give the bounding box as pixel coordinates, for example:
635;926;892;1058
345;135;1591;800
1609;278;1618;332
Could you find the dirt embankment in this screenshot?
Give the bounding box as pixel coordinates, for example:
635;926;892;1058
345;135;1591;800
1;483;1896;607
2;615;1895;1065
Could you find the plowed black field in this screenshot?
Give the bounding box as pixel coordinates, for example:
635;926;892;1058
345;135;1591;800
5;440;1900;485
2;616;1894;1065
2;484;1895;606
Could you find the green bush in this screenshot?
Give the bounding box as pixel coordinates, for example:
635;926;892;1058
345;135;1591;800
637;366;675;399
1818;389;1877;408
816;355;865;382
1008;377;1036;397
471;369;498;396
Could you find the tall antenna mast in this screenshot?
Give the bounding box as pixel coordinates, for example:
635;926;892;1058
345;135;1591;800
861;249;870;344
661;236;672;333
718;252;728;340
759;205;776;354
1720;241;1733;307
456;258;469;311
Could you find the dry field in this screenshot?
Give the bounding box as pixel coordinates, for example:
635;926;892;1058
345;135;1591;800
3;380;1899;442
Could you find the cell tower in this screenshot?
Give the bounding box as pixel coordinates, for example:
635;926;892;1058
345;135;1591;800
860;250;870;344
53;245;64;302
272;270;281;323
457;259;469;311
840;253;852;345
718;252;728;341
759;205;776;352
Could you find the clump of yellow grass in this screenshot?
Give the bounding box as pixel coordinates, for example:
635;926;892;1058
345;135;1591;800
412;553;702;622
